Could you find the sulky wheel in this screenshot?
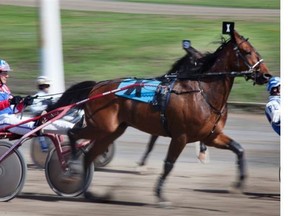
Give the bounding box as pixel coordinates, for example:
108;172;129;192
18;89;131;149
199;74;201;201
0;141;27;202
45;144;94;197
93;142;115;168
30;136;53;169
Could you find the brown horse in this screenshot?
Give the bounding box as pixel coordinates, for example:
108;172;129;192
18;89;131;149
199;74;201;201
64;29;271;202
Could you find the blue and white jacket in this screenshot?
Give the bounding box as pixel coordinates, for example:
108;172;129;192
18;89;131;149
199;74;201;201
265;95;280;135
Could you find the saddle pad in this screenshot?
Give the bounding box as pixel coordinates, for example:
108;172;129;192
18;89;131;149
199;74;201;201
115;79;161;103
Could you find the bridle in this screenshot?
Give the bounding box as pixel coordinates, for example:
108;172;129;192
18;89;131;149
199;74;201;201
233;37;264;83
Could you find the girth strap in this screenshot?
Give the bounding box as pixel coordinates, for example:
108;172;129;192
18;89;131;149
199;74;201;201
152;79;176;136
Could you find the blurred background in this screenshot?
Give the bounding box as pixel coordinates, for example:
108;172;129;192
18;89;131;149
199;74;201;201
0;0;280;103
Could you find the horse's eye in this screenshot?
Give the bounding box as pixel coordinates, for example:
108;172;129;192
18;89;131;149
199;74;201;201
244;51;252;56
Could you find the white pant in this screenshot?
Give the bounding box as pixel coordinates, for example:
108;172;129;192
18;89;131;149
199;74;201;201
0;114;74;135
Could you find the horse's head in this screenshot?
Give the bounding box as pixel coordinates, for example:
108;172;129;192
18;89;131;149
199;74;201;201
231;30;272;85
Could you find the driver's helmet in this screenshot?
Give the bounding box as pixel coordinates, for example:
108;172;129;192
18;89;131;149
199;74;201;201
266;76;280;92
0;59;12;72
37;76;51;86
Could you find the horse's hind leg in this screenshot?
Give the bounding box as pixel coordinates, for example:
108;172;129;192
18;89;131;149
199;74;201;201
197;141;207;163
67;126;94;161
138;135;158;166
66;126;100;175
82;124;128;200
84;123;128;170
204;133;247;191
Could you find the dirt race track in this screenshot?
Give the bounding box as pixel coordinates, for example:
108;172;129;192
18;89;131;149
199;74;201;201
0;113;280;216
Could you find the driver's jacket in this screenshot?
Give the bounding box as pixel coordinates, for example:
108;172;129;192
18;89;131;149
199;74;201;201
265;95;280;135
0;84;13;115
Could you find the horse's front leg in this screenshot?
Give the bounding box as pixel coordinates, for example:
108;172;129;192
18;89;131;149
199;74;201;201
155;136;186;204
204;133;247;191
228;140;246;189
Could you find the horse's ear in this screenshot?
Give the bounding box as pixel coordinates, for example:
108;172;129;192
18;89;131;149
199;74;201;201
232;30;242;44
182;40;192;50
222;22;235;35
182;40;202;58
182;40;194;55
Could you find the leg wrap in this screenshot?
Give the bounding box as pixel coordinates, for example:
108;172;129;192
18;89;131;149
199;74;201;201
229;140;244;157
199;142;207;153
163;161;174;179
67;129;77;160
229;140;246;180
155;161;174;198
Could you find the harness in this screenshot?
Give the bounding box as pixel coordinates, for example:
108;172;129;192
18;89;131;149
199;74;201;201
151;78;175;136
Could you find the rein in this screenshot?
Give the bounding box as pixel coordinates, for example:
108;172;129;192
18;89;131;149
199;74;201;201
163;70;253;79
34;85;98;99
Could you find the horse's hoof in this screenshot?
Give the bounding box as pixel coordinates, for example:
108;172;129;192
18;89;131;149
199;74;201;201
61;171;83;184
84;191;113;203
84;191;95;199
135;164;149;175
154;192;172;208
229;181;245;194
197;151;210;164
197;154;206;164
156;200;172;208
136;161;145;166
68;159;84;175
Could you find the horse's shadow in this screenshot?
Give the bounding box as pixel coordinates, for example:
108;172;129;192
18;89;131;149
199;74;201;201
95;167;140;175
193;189;280;201
243;191;280;201
17;192;148;206
16;192;226;212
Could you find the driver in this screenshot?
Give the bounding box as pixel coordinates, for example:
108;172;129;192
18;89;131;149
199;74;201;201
0;58;74;135
265;76;280;135
30;76;56;116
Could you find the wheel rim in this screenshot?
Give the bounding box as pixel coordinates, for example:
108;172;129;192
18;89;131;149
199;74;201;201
0;143;26;201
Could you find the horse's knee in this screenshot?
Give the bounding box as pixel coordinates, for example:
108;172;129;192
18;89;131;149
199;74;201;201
228;140;244;157
67;127;83;142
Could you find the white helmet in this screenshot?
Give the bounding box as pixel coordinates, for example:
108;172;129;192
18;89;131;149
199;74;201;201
0;59;12;72
266;76;280;92
37;76;51;85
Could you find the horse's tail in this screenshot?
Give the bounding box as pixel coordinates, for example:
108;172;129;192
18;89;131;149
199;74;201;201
46;80;97;112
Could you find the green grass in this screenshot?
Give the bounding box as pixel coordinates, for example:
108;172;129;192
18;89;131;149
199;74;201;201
0;6;279;103
118;0;280;9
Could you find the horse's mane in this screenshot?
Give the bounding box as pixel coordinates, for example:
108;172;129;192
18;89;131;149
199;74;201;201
168;37;231;76
46;80;97;112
